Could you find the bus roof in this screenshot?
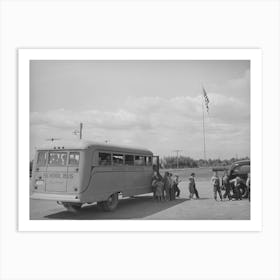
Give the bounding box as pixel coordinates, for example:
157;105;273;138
37;140;153;155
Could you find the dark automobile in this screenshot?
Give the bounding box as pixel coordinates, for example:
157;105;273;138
228;160;250;197
212;159;250;198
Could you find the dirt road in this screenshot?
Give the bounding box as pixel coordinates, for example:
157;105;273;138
30;180;250;220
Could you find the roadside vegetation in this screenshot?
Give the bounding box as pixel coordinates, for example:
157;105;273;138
160;156;250;169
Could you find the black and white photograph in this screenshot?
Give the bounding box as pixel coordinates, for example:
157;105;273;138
2;1;280;280
29;58;251;220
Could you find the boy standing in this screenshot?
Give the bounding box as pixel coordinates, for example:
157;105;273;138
163;172;171;201
230;176;242;200
222;171;232;200
191;173;200;199
169;173;176;200
211;172;223;201
174;175;181;197
246;173;250;201
188;176;195;199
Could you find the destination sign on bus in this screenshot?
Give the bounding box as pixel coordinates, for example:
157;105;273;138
42;173;74;179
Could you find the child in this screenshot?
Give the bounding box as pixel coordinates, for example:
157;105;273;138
169;173;176;200
163;172;171;201
174;175;181;197
222;171;232;200
151;172;160;200
211;172;223;201
246;173;250;202
155;181;164;201
188;176;195;199
230;176;242;200
191;172;200;199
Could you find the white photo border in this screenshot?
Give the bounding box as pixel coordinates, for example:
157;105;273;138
18;48;262;232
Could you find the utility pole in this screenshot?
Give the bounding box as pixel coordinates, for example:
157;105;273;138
79;122;83;140
173;150;183;169
73;123;83;139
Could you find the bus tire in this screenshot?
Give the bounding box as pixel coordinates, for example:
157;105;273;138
62;202;82;212
71;204;82;211
96;201;104;210
102;193;119;212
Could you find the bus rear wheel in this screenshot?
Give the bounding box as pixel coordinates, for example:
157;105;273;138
101;193;119;212
96;201;104;210
62;202;82;212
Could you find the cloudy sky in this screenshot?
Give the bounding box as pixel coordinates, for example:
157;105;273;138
30;60;250;159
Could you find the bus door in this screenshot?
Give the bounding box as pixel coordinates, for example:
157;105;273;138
45;151;68;192
33;151;48;192
153;156;160;172
66;152;80;193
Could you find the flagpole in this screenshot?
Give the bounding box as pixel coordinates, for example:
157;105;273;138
201;93;206;161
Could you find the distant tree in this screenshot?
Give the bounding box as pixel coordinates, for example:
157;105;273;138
160;156;250;169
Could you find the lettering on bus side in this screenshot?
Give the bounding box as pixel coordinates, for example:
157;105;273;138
43;173;74;179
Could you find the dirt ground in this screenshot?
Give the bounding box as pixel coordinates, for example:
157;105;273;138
30;169;250;220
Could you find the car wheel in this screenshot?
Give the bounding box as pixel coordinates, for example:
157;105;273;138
239;185;247;197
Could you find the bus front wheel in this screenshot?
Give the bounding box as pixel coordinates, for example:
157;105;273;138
101;193;119;212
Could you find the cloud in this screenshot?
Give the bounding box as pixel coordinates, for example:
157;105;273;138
30;93;249;148
210;68;250;102
30;69;250;159
31;108;150;130
30;109;78;129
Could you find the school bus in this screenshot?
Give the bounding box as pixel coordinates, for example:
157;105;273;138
30;141;158;211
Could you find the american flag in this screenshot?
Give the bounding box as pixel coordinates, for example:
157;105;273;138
202;87;210;113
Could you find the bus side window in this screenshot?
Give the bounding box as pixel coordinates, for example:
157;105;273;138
125;155;134;165
113;154;124;165
135;155;145;166
99;152;112;166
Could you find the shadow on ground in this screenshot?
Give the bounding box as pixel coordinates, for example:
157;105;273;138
44;195;189;220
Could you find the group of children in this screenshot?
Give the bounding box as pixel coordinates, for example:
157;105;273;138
211;171;251;201
151;171;181;201
152;170;251;202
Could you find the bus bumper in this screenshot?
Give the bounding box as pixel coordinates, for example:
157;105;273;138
30;192;82;203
